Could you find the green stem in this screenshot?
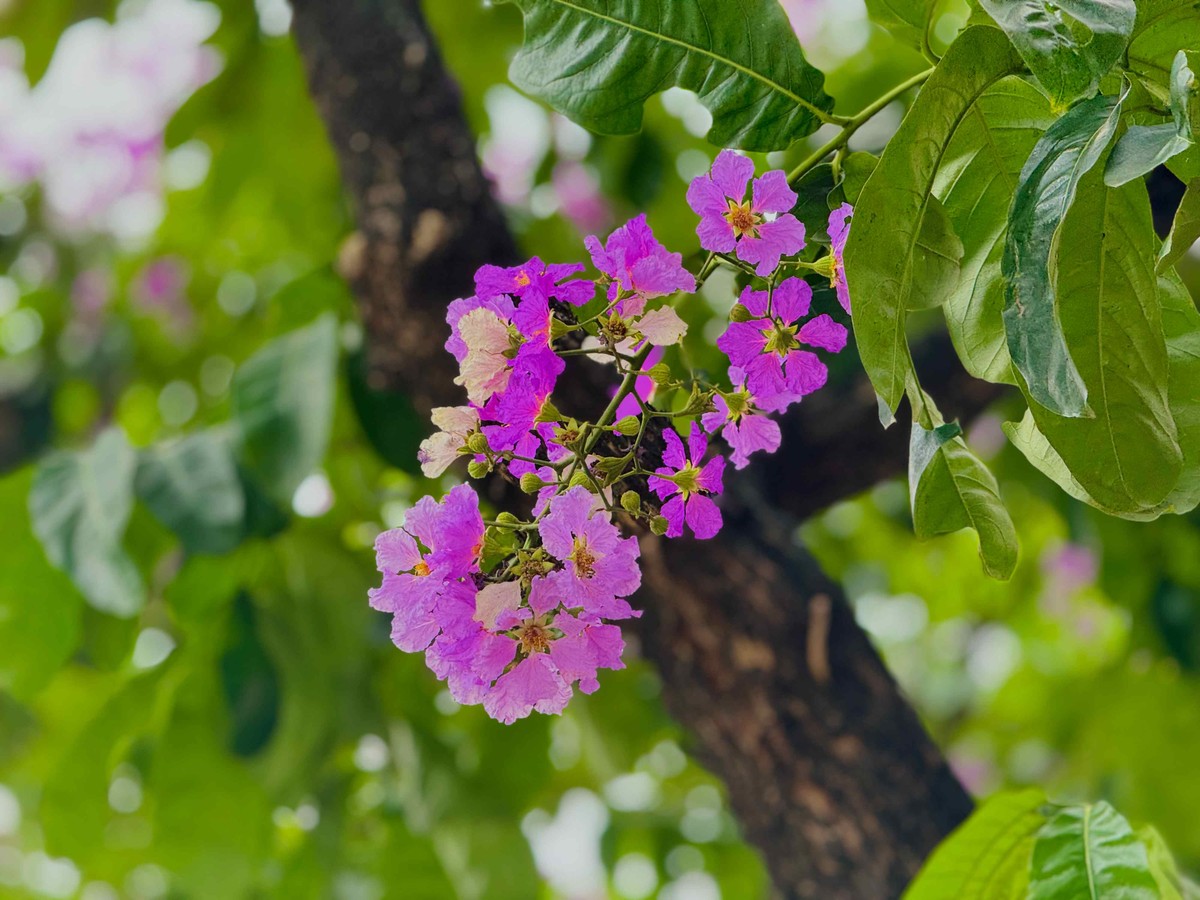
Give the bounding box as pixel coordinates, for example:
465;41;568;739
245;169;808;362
787;67;934;185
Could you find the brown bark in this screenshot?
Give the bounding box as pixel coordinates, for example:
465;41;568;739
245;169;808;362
291;1;976;896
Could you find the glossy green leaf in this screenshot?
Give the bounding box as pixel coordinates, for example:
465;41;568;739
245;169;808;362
1159;178;1200;272
1128;2;1200;96
906;194;965;310
903;789;1046;899
135;430;246;555
909;406;1018;580
1002;91;1125;417
839;151;878;206
502;0;834;151
977;0;1135;107
1138;826;1200;900
846;26;1023;415
1026;173;1181;512
864;0;940;52
29;428;144;617
1106;51;1198;186
935;75;1056;382
231;314;338;507
1028;802;1159;900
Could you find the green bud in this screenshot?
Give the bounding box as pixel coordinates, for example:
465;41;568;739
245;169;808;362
614;415;640;436
519;472;545;494
495;512;521;528
620;491;641;515
729;303;753;323
648;363;672;386
466;432;490;455
650;515;670;536
467;460;491;479
569;469;593;490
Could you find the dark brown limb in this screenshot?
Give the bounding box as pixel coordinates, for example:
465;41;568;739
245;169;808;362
291;1;975;895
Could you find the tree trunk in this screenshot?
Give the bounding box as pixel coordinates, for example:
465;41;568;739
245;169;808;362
290;1;977;895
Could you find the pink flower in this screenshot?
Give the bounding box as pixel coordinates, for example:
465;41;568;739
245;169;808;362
474;257;595;308
828;203;853;315
368;485;485;653
537;487;642;620
701;382;781;470
649;423;725;539
687;150;806;276
716;278;846;413
585;214;696;314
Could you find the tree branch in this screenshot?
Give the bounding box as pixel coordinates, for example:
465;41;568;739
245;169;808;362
291;1;976;895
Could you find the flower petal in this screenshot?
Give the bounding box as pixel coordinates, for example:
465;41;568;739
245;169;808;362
798;313;848;353
751;170;797;215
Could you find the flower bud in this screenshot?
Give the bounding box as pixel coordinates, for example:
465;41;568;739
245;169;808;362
729;303;753;322
519;472;545;493
495;512;521;528
466;433;490;455
620;491;641;515
467;460;491;479
569;469;594;490
650;515;670;536
648;363;673;386
614;415;641;436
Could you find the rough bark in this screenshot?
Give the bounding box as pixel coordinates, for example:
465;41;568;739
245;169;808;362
291;1;976;896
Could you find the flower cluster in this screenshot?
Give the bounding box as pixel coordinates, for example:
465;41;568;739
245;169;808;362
372;149;855;723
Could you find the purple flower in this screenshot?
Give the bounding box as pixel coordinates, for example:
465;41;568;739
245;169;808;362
687;150;806;276
828;203;853;315
553;161;611;234
716;278;846;413
701;383;782;470
585;214;696;314
368;485;485;652
537;487;642;620
649;423;725;539
474;257;595;308
484;652;573;724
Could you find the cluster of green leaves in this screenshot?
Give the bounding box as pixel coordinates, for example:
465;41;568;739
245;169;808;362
906;790;1199;899
28;315;337;617
845;1;1200;578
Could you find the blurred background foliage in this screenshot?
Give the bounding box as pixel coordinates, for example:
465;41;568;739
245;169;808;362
0;0;1197;898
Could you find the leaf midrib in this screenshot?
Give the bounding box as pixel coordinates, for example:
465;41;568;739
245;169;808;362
535;0;832;121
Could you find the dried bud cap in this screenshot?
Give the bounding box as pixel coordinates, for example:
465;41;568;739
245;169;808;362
466;433;490;455
614;415;641;436
729;303;753;322
648;363;672;385
620;491;641;515
467;460;491;479
495;512;521;528
519;472;545;493
650;515;670;536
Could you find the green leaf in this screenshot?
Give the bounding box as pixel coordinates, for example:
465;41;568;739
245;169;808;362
903;789;1046;899
976;0;1135;108
1106;51;1198;186
864;0;940;53
135;430;246;555
0;468;84;699
906;194;965;310
1028;802;1159;900
1159;178;1200;272
29;428;144;617
1128;1;1200;95
839;151;879;206
909;403;1018;580
1022;173;1181;513
845;26;1023;415
935;75;1056;382
1157;269;1200;515
231;314;338;507
1002;91;1126;417
502;0;834;152
1138;826;1195;900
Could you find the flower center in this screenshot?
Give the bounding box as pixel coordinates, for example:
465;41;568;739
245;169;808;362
724;389;751;421
412;560;431;577
570;536;597;578
515;269;531;288
517;621;553;654
673;462;702;496
725;199;761;238
763;320;799;357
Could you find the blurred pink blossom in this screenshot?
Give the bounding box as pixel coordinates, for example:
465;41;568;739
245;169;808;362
132;255;193;333
552;161;610;234
0;0;221;239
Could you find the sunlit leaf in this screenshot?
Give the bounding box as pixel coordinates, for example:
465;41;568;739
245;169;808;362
1158;178;1200;272
502;0;834;151
1028;802;1159;900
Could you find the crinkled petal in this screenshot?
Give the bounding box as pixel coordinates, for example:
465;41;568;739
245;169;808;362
630;254;695;299
686;421;708;463
374;528;422;574
828;202;853;254
661;494;686;538
771;277;813;324
751;170;798;215
710;150;754;201
483;655;572;724
726;413;781;469
686;170;732;218
661;427;687;471
697;454;725;495
737;216;806;277
798;313;848;353
684;493;723;539
716;320;770;368
638;306;688;346
739;286;770;318
695;207;737;253
783;350;828;396
474;581;523;630
538;486;594;560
